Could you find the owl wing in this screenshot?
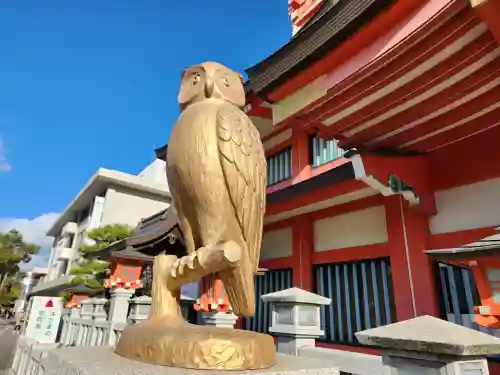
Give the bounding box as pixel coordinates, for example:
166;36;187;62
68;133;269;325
216;103;267;271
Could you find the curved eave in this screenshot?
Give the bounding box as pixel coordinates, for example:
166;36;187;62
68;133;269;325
282;1;500;153
246;0;397;99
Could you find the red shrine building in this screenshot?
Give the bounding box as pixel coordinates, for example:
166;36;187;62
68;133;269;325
242;0;500;354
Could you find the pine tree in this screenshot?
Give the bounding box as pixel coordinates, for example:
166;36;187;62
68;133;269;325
68;224;132;291
0;229;40;306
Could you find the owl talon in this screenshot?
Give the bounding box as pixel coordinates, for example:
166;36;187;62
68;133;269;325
170;253;198;278
170;259;180;278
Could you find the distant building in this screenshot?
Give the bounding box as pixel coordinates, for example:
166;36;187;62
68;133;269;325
31;158;171;297
14;267;48;313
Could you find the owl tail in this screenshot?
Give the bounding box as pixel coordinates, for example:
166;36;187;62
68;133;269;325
218;247;255;318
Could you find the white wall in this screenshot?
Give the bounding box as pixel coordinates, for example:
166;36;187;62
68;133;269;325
100;186;170;228
430;177;500;235
88;196;105;230
314;206;388;251
260;227;293;260
137;159;169;189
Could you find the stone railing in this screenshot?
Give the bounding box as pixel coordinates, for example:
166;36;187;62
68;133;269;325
12;287;500;375
10;336;57;375
58;290;218;347
59;291;152;347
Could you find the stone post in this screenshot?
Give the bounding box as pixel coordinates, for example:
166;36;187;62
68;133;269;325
80;299;94;319
59;308;71;345
201;311;238;328
66;307;80;346
128;295;151;323
261;287;331;355
356;315;500;375
90;298;107;345
77;299;93;346
107;288;134;345
108;288;133;323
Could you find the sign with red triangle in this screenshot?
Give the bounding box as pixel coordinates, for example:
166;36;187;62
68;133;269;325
45;300;54;308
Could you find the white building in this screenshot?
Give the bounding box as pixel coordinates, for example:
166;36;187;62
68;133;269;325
14;267;48;313
31;158;171;296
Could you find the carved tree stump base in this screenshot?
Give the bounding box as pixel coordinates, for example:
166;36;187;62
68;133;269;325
115;319;276;370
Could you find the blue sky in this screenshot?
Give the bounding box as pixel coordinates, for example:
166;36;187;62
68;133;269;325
0;0;291;266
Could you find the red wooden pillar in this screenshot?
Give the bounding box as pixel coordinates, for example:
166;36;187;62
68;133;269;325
292;216;314;291
403;202;439;317
385;196;439;321
291;127;310;179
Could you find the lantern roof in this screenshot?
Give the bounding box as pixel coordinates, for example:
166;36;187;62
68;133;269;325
356;315;500;357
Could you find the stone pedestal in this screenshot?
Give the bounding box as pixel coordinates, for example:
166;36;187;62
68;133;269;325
201;311;238;328
261;287;331;355
41;346;340;375
356;315;500;375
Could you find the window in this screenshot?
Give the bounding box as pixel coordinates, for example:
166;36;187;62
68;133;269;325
266;147;292;186
245;268;293;334
314;257;396;345
310;134;345;167
78;205;92;224
62;233;75;248
68;233;75;248
437;263;481;319
60;259;70;276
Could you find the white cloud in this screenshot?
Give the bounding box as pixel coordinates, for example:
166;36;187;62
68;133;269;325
0;136;12;172
0;213;60;269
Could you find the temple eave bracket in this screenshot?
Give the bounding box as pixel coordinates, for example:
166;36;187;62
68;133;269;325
348;153;420;207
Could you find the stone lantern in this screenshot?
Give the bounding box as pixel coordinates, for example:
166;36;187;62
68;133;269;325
261;287;331;355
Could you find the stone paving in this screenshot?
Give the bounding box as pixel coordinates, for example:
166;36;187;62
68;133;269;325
0;319;18;374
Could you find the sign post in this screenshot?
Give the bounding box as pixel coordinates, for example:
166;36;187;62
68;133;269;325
25;296;63;344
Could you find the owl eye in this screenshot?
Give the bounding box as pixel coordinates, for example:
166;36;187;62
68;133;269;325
223;77;230;87
192;73;201;85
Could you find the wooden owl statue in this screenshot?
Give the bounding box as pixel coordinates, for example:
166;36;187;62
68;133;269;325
166;62;267;317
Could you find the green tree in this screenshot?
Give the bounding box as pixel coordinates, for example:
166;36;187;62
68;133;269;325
0;282;22;307
0;229;40;306
68;224;132;291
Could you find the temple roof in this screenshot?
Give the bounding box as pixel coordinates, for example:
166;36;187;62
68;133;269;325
245;0;395;99
92;206;185;262
64;284;100;295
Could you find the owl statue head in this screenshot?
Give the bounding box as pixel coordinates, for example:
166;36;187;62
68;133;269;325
178;62;246;111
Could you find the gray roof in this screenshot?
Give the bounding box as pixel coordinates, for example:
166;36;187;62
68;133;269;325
426;229;500;261
92;207;183;262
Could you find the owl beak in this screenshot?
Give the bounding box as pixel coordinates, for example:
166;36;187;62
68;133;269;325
205;78;214;98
